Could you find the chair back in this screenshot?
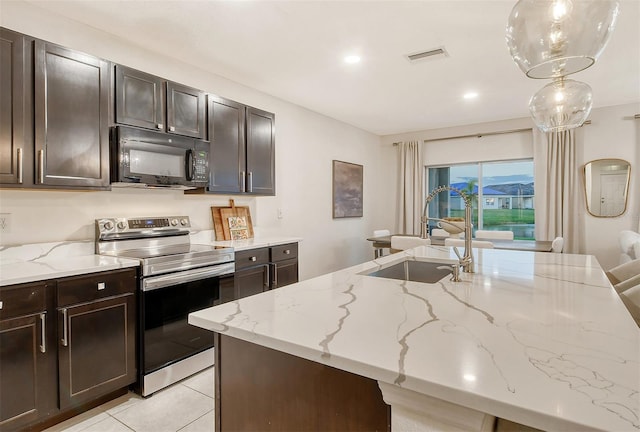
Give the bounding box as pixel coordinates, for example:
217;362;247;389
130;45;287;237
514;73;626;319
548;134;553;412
431;228;450;238
551;236;564;253
373;229;391;237
475;230;514;240
391;236;431;250
444;238;494;249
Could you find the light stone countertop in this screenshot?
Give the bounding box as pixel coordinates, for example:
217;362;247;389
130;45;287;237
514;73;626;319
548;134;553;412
189;245;640;431
0;240;140;286
189;230;302;251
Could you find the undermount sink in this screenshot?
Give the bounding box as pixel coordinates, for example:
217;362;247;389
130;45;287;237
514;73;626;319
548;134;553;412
365;260;453;284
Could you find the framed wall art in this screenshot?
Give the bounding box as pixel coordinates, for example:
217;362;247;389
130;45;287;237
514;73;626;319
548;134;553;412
332;160;363;218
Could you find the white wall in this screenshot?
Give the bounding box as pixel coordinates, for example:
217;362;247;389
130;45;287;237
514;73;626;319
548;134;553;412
382;103;640;270
0;0;388;280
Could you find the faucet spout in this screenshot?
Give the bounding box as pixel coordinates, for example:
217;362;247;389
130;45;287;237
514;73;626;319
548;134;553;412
421;185;474;273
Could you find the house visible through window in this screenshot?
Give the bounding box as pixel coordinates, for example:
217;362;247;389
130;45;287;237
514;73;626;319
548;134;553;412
426;160;534;240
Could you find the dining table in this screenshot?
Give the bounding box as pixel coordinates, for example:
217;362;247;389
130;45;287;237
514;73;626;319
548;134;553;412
366;234;554;255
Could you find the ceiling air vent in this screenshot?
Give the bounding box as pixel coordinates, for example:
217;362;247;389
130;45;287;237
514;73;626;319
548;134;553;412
406;47;449;63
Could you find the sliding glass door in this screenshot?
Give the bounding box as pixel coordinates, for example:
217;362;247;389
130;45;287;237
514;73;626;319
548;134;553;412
426;160;535;239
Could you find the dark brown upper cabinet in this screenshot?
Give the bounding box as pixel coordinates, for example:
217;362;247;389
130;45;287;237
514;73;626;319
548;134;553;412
0;28;33;187
246;106;275;195
208;95;275;195
34;40;110;189
114;65;206;139
114;65;165;132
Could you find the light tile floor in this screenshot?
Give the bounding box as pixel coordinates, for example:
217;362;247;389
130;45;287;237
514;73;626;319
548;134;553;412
44;368;215;432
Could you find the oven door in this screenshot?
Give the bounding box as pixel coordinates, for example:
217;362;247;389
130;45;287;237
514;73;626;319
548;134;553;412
141;263;234;375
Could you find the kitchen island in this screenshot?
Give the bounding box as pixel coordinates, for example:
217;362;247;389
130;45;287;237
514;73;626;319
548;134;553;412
189;245;640;431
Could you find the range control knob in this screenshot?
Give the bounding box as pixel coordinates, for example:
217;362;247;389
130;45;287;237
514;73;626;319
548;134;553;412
103;221;114;231
180;218;189;226
170;219;179;226
117;221;126;230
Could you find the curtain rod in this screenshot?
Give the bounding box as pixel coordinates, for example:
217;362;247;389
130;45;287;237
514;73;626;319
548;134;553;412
392;120;597;145
392;127;532;145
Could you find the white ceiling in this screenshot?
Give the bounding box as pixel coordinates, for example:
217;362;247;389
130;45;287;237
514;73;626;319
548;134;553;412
26;0;640;135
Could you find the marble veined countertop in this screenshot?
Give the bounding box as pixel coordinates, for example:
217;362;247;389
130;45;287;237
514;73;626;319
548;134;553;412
0;240;140;286
189;230;302;251
189;245;640;431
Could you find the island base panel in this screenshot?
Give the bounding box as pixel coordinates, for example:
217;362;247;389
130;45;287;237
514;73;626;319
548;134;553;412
215;333;391;432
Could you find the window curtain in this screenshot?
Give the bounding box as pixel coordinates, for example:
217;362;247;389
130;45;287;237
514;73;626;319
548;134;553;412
397;141;424;235
533;128;585;253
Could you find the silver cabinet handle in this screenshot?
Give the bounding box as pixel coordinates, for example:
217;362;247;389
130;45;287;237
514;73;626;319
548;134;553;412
17;148;23;184
39;312;46;353
264;264;270;289
240;171;246;192
169;126;176;132
247;171;253;193
157;123;164;130
284;249;290;255
250;256;257;262
61;308;68;347
272;263;278;287
97;282;106;291
37;150;44;184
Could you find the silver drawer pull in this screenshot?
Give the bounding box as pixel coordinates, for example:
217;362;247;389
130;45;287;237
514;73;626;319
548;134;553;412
97;282;106;291
0;300;3;310
250;256;257;262
157;123;164;129
169;126;176;132
284;250;290;255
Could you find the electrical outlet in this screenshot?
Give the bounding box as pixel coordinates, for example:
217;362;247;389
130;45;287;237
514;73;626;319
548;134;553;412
0;213;12;233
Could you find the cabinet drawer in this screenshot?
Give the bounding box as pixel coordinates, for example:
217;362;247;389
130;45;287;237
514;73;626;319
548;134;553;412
270;243;298;263
57;268;137;307
0;281;48;320
235;247;269;270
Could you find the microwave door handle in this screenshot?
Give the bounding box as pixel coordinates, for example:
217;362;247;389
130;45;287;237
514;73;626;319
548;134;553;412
185;149;194;181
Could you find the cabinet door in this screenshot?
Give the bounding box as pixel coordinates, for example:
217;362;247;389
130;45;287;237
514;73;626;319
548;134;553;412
57;293;136;409
0;281;56;431
272;259;299;289
235;265;269;300
208;95;246;193
166;81;206;139
115;65;165;132
245;106;275;195
0;29;32;186
34;41;110;189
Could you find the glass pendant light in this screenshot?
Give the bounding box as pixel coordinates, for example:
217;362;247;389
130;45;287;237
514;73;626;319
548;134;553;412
529;78;593;132
506;0;620;79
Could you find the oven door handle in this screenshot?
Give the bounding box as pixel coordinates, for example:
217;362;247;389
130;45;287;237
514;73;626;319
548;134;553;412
142;263;235;291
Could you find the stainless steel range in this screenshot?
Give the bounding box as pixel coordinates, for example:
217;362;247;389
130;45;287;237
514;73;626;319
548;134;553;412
95;216;234;396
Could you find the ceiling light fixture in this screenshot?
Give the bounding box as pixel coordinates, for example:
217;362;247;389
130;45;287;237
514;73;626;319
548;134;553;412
506;0;620;132
463;92;479;100
344;55;361;64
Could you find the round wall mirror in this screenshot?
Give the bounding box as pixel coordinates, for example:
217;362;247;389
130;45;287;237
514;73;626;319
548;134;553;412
583;158;631;217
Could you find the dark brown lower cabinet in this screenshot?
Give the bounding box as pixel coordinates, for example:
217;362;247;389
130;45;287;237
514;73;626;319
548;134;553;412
58;293;136;409
0;281;56;432
215;333;390;432
271;258;298;289
0;268;137;431
234;265;269;300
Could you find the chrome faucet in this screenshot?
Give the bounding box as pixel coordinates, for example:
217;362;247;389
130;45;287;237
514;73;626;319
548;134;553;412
420;185;474;273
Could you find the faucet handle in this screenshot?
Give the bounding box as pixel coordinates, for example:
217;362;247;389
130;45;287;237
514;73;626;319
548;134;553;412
451;246;462;260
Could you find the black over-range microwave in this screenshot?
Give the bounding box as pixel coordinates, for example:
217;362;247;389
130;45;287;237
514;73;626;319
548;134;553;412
110;126;209;189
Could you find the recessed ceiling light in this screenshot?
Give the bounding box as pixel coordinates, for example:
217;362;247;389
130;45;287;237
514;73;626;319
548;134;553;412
344;55;361;64
463;92;479;99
